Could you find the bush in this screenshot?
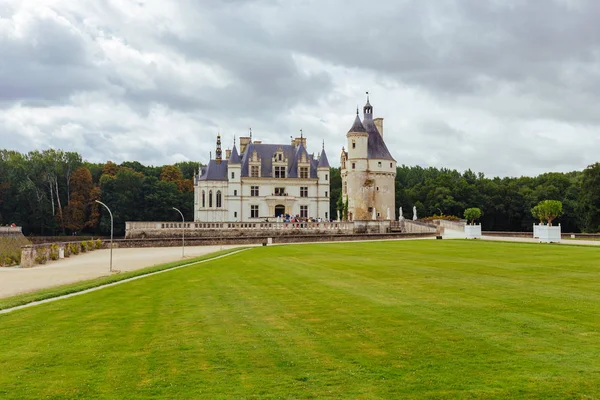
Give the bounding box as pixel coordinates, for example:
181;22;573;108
80;241;87;253
49;244;59;261
87;240;95;251
464;208;483;225
0;236;30;267
421;215;461;222
69;242;80;255
95;239;102;249
35;246;48;265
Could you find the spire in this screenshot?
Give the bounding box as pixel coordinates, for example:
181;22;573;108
300;128;303;139
249;128;252;143
229;143;241;164
215;133;222;164
347;111;366;134
363;91;373;118
318;146;330;168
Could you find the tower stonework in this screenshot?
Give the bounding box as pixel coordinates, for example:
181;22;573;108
341;96;396;221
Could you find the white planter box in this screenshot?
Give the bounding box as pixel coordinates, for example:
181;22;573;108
465;224;482;239
533;223;540;238
538;225;561;243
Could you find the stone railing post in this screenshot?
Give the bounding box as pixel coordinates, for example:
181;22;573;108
20;245;35;268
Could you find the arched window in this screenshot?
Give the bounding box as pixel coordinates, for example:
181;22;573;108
209;190;213;207
216;191;222;208
202;190;206;207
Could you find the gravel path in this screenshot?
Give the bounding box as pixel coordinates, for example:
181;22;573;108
0;245;245;299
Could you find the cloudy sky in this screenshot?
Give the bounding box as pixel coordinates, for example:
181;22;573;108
1;0;599;177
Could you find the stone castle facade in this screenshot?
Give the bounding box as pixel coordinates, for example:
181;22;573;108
194;133;330;222
341;96;397;221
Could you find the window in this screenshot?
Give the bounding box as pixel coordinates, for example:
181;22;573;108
209;190;213;207
278;153;282;161
275;166;286;178
216;191;222;207
251;165;259;177
275;187;285;196
202;190;205;207
325;174;328;181
352;140;356;149
231;172;235;179
234;189;237;196
234;211;237;218
299;167;308;179
300;187;308;197
378;162;382;168
325;191;328;198
343;181;347;194
390;163;393;168
300;205;308;218
352;163;355;170
251;186;259;197
376;187;379;192
251;205;259;218
325;212;328;219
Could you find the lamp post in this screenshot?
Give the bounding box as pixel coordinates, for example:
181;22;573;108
172;207;185;258
95;200;113;272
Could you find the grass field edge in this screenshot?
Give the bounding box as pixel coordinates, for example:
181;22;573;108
0;247;251;313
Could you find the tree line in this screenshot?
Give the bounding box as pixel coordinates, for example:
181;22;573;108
1;149;599;235
0;149;198;236
329;163;600;233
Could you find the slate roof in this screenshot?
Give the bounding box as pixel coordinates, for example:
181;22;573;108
240;142;318;179
348;113;367;134
363;114;395;161
229;145;241;164
317;149;330;168
197;160;228;181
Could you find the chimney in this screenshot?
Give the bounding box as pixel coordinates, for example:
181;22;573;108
292;137;307;148
373;118;384;137
239;136;250;154
225;148;231;159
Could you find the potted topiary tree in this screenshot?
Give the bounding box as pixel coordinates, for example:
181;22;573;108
532;200;563;243
463;207;482;239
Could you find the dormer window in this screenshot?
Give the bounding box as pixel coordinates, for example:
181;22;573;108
299;167;309;179
274;166;286;178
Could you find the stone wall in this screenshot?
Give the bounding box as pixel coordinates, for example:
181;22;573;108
125;220;390;239
402;220;438;234
0;226;23;236
21;239;104;268
114;232;435;248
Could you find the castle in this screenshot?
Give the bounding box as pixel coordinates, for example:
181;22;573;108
341;96;397;221
193;95;396;223
194;132;330;222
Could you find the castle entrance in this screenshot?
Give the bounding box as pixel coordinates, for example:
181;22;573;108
274;205;286;217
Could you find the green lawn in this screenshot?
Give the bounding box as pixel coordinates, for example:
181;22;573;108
1;240;599;399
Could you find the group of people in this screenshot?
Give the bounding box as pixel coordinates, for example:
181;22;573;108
272;215;331;223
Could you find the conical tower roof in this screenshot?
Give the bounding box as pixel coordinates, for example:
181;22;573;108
317;148;330;168
229;144;241;164
348;110;366;134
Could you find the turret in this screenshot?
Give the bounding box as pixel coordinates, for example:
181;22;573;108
346;108;368;160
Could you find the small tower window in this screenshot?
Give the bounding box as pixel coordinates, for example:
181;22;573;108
352;163;355;170
234;190;237;196
209;190;213;207
352;141;356;149
216;191;222;208
231;172;235;179
390;162;393;168
202;190;206;208
325;174;328;181
378;162;382;168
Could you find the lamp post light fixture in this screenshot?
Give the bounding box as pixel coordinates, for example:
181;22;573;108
95;200;113;272
172;207;185;258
